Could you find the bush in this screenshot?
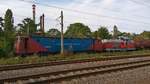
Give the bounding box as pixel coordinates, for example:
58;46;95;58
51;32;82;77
0;49;6;58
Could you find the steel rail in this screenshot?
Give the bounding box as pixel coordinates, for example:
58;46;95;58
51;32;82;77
0;54;150;72
1;59;150;83
28;60;150;84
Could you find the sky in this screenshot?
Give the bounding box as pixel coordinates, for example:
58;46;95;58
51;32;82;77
0;0;150;34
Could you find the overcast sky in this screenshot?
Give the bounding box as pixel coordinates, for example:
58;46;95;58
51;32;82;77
0;0;150;34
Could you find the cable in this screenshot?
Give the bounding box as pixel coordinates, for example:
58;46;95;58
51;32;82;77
3;9;149;28
0;0;149;32
6;13;148;32
63;13;150;27
129;0;150;7
69;0;150;19
1;0;150;24
17;0;150;25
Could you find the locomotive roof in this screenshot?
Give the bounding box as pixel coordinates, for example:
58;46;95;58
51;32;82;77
102;39;124;43
16;35;96;40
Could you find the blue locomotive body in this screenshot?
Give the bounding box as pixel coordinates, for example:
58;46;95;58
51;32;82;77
31;36;94;53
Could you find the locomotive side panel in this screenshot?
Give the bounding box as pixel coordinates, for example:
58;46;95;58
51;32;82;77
15;36;48;55
91;39;103;52
31;36;94;53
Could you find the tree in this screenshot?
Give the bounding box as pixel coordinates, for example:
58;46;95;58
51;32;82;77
65;23;92;38
118;32;135;39
4;9;15;38
140;31;150;39
17;18;36;35
3;9;15;56
0;17;4;37
92;31;98;39
133;31;150;41
133;34;144;41
96;26;111;39
0;17;4;57
46;28;61;37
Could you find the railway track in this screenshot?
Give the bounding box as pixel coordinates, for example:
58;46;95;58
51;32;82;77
1;55;150;84
0;54;150;72
30;60;150;84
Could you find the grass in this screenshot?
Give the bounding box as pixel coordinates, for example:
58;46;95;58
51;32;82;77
0;49;150;65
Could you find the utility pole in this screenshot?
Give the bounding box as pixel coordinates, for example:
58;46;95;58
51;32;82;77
113;25;118;39
42;14;45;34
40;16;42;32
60;11;64;56
27;23;30;35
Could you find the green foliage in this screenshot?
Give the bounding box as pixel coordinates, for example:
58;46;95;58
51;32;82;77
45;28;61;37
65;23;92;38
95;26;111;39
133;31;150;41
0;17;4;36
118;32;135;39
4;9;15;38
92;31;98;39
2;9;15;57
140;31;150;39
0;40;5;57
17;18;36;35
0;17;4;43
0;49;150;65
0;24;4;57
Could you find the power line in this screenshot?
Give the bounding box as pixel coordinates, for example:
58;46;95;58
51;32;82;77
17;0;150;25
1;13;150;32
0;0;149;32
64;18;150;28
70;0;150;19
47;12;147;28
129;0;150;7
12;13;149;31
12;11;149;28
64;13;150;27
1;0;150;24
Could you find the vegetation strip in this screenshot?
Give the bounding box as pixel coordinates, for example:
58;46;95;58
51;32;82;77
0;54;150;72
0;50;150;65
